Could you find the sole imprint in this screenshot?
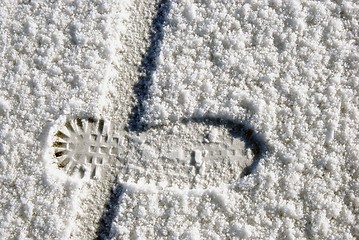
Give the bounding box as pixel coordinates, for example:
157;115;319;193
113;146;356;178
51;117;254;189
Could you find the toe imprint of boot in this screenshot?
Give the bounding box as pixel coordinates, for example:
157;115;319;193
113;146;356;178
52;118;124;179
51;118;253;188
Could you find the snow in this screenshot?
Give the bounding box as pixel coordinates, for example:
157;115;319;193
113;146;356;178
0;0;358;239
0;0;128;238
136;0;358;239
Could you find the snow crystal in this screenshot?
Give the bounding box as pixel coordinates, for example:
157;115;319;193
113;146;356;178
0;0;128;238
132;0;359;238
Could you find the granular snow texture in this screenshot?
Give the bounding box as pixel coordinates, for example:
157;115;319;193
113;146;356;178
0;1;128;238
132;0;359;239
0;0;358;239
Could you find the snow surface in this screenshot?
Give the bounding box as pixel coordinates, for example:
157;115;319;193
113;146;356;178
0;0;358;239
0;0;128;238
134;0;359;239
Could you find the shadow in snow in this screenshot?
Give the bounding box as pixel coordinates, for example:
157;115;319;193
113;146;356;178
128;0;172;132
96;0;269;238
95;1;172;239
95;180;124;240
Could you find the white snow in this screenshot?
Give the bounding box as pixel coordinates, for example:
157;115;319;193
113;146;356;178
132;0;358;239
0;0;358;239
0;0;128;238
